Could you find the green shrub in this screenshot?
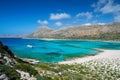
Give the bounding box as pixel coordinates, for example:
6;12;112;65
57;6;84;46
0;64;20;80
14;63;38;76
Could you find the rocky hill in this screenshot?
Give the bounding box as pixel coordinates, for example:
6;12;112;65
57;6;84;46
0;41;38;80
27;26;54;38
27;22;120;40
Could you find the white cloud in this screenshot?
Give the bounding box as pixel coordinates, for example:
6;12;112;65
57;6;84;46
50;13;71;20
82;22;106;26
92;0;107;11
92;0;120;22
100;0;120;14
37;20;48;25
55;22;62;26
114;14;120;22
82;23;92;26
76;12;92;20
97;23;106;25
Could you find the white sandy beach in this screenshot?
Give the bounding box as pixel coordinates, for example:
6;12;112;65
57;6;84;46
21;58;40;64
59;49;120;64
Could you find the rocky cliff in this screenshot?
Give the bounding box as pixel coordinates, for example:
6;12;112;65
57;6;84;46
0;41;38;80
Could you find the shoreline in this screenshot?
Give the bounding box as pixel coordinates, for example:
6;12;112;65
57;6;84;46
20;49;120;65
21;37;120;43
21;58;40;64
59;49;120;64
1;37;120;43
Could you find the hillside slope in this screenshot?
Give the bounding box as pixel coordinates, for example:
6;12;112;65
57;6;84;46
0;41;38;80
27;22;120;40
27;26;54;38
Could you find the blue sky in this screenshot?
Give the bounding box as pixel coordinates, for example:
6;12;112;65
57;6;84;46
0;0;120;35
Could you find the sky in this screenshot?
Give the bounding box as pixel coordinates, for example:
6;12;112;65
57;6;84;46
0;0;120;35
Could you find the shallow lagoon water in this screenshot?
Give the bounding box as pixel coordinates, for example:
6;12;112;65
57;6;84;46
0;38;120;62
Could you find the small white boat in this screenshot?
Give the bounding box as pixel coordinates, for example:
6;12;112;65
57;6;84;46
27;45;33;48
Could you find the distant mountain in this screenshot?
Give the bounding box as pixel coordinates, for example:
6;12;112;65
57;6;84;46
0;34;24;38
27;26;54;38
26;22;120;40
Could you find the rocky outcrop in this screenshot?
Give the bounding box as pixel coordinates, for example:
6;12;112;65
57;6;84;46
0;74;8;80
0;42;16;67
0;41;37;80
16;70;36;80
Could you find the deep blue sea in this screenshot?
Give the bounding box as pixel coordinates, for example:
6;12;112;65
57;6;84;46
0;38;120;62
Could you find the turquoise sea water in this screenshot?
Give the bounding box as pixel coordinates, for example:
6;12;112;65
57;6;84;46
0;38;120;62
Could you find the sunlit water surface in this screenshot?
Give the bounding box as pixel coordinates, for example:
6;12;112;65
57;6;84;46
0;38;120;62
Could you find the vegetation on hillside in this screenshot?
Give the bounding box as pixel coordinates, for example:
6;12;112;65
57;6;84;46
34;58;120;80
0;41;39;80
0;64;20;80
26;22;120;41
66;32;120;41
